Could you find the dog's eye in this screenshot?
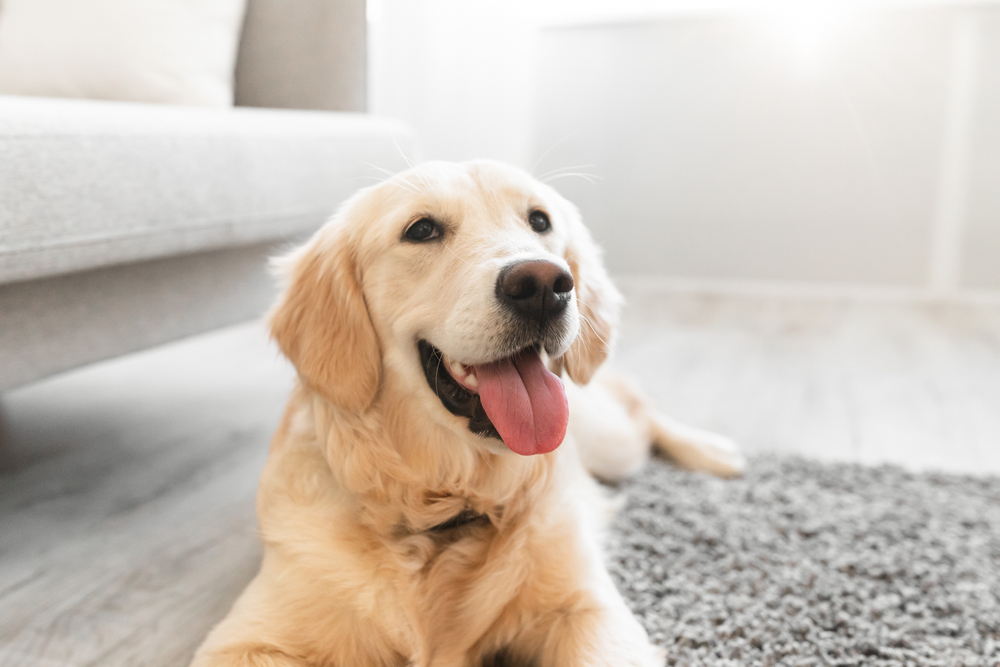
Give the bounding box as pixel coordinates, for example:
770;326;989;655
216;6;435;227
404;218;440;242
529;210;551;233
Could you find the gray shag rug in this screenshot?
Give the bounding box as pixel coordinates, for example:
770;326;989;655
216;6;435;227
607;456;1000;667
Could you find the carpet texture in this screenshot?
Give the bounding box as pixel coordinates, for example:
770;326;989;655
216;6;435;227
607;457;1000;667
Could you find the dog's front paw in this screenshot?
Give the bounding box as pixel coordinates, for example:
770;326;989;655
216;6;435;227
610;642;666;667
587;633;666;667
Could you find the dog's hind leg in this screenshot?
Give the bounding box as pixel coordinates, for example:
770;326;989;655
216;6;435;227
565;372;651;483
646;409;745;478
568;369;745;481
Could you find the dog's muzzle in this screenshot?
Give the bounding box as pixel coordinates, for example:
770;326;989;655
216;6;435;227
417;259;576;455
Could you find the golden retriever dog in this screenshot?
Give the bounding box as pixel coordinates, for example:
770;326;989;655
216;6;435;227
190;160;743;667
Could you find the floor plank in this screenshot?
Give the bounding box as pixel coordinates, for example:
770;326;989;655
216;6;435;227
2;288;1000;665
615;288;1000;474
0;324;293;667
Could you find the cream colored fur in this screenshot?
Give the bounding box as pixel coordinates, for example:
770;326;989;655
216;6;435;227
189;161;742;667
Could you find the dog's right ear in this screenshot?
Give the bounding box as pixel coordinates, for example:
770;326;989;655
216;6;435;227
269;228;380;413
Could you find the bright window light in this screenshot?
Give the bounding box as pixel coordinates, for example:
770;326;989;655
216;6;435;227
761;3;860;74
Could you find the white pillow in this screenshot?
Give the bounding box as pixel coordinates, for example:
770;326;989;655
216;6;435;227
0;0;247;107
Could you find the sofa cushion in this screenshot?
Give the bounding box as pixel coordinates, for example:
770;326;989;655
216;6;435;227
0;95;416;284
235;0;366;112
0;0;247;107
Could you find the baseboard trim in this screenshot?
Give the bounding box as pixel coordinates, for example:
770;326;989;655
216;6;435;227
611;274;1000;306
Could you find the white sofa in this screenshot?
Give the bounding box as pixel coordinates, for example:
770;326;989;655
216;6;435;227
0;0;415;391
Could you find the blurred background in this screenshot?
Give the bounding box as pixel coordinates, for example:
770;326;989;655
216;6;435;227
371;0;1000;296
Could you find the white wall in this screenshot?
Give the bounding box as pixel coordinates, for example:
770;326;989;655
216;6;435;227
369;1;1000;294
368;0;538;167
965;9;1000;290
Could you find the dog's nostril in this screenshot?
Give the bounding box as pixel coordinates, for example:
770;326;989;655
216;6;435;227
506;275;539;300
497;260;575;321
553;273;574;295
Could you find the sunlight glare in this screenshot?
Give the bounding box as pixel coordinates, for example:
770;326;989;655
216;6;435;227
763;3;857;75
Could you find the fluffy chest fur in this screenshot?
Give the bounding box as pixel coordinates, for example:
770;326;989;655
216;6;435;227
253;386;602;665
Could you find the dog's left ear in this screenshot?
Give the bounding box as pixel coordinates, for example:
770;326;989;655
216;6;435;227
561;206;622;385
269;226;381;413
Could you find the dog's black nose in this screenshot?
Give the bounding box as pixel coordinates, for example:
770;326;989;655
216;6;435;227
496;260;574;322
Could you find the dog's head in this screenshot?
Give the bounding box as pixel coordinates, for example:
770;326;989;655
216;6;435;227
270;160;620;457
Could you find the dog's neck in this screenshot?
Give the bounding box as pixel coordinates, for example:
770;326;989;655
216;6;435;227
304;386;558;538
426;507;490;533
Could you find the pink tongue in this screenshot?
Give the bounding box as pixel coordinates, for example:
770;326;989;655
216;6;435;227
474;349;569;456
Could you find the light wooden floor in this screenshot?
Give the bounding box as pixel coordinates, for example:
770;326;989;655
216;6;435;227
0;326;293;667
615;288;1000;474
2;288;999;666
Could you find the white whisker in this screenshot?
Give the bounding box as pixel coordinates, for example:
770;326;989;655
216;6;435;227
530;134;576;176
541;172;602;186
391;136;435;191
363;162;397;178
433;349;444;397
574;299;611;350
363;162;424;195
391;135;417;170
412;165;434;191
441;241;481;269
536;164;597;181
385;181;421;196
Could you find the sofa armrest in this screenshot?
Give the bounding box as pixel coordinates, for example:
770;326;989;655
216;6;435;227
234;0;367;112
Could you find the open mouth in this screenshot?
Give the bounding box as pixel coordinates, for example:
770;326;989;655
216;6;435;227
419;340;500;441
418;340;570;456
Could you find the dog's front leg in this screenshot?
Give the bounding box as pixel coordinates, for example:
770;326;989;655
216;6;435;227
189;645;312;667
484;518;664;667
188;560;411;667
523;575;665;667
